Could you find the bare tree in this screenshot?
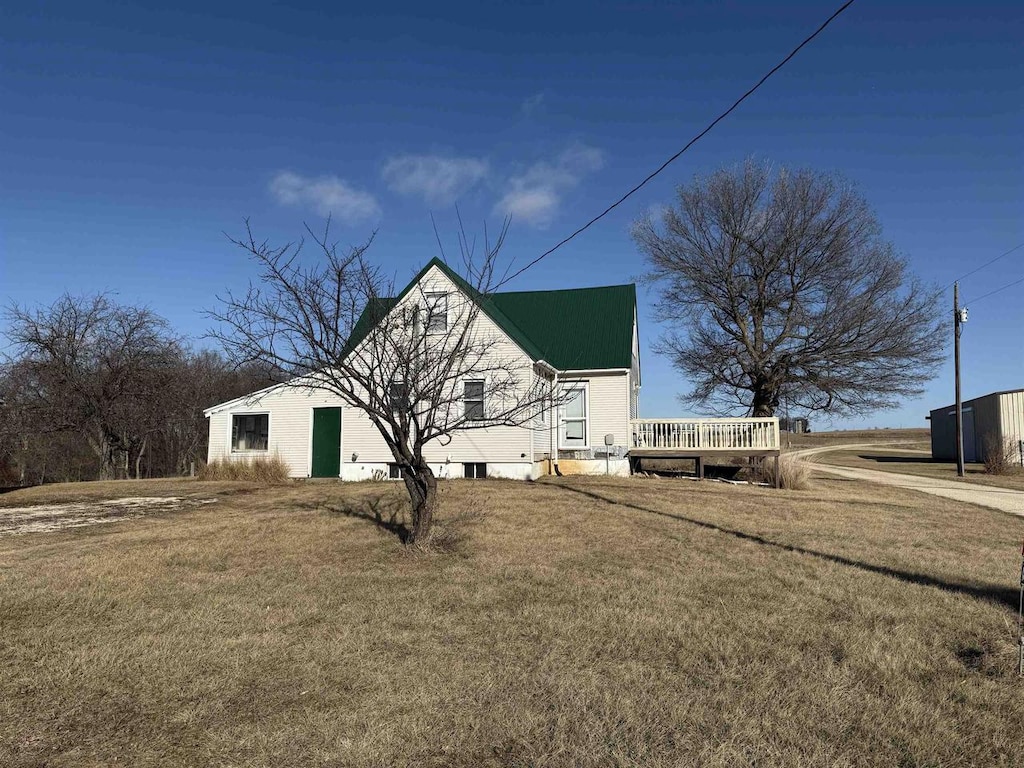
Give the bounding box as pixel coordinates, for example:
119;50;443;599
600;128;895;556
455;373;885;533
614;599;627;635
209;219;550;545
633;160;945;417
4;294;184;479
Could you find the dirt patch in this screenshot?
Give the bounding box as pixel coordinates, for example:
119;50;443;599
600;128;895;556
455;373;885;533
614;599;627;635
0;496;218;536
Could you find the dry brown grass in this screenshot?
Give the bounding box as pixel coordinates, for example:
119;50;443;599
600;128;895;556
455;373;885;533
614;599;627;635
818;448;1024;492
756;455;813;489
198;455;291;483
0;477;253;508
2;475;1023;766
784;427;930;450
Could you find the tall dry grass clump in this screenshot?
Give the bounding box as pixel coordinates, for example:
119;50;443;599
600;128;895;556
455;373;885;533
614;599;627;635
198;455;290;483
758;455;812;490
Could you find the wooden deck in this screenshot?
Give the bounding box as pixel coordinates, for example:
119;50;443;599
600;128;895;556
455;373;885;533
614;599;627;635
629;417;782;486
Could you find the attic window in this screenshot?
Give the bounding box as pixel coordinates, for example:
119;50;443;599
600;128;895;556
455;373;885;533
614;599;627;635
425;292;448;333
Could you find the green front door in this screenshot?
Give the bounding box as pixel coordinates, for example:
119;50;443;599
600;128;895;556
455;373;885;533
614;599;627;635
311;408;342;478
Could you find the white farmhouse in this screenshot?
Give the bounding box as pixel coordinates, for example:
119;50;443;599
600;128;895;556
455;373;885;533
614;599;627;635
204;258;641;480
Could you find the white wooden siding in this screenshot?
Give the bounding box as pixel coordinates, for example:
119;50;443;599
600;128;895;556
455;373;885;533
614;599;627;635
341;265;535;469
531;372;630;460
342;407;532;464
207;385;345;477
587;372;629;447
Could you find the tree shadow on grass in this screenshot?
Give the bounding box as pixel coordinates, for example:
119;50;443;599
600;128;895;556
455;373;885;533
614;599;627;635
313;495;411;544
553;482;1021;612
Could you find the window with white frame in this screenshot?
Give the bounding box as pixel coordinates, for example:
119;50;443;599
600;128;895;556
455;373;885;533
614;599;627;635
464;380;485;421
232;413;269;451
425;292;448;333
560;387;588;448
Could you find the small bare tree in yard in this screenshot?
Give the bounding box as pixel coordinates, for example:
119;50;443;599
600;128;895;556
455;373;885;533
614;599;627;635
209;220;549;545
633;160;945;417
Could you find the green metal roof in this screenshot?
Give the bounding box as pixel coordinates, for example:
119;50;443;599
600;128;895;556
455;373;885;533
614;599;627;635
489;284;636;370
345;258;636;371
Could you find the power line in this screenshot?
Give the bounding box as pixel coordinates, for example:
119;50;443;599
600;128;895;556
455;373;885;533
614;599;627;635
964;274;1024;306
938;241;1024;296
499;0;858;288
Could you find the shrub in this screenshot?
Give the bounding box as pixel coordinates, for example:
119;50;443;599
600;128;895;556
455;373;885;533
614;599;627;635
982;437;1020;476
198;455;290;484
757;455;812;490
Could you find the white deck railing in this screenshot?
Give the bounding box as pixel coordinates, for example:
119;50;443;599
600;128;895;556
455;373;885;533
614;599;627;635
631;417;780;452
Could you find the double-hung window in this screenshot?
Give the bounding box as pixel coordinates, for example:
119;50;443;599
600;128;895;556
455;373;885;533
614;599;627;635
560;387;588;448
464;380;485;421
232;414;269;452
425;292;448;334
389;381;409;415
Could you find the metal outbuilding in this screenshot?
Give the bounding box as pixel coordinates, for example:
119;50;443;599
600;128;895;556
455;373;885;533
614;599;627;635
928;389;1024;463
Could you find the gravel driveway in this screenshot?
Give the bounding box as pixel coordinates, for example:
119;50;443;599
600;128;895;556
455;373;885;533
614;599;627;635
794;444;1024;517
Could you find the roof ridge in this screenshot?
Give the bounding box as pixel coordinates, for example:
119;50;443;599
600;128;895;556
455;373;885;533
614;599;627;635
493;282;636;297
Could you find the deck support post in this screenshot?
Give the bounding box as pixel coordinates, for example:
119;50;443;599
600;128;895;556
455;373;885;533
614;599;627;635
696;456;704;481
774;454;781;489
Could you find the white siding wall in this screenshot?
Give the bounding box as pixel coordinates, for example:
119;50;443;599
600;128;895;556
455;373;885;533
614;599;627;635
207;386;345;478
532;371;630;460
340;265;535;477
587;372;630;448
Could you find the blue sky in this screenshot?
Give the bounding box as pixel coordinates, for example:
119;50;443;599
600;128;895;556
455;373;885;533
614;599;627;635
1;1;1021;429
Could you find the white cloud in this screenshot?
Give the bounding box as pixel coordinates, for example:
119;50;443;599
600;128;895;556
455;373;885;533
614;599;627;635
494;143;605;228
269;171;381;222
382;155;489;206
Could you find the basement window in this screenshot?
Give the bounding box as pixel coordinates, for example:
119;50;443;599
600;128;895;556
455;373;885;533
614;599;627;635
388;463;405;480
232;414;269;452
463;462;487;479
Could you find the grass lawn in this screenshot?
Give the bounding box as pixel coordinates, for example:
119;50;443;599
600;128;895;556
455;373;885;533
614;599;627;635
2;475;1023;766
783;428;930;451
817;448;1024;492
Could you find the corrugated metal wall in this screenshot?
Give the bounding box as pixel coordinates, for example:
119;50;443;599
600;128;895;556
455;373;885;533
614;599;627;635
929;404;958;461
973;394;1002;462
930;390;1024;464
998;391;1024;464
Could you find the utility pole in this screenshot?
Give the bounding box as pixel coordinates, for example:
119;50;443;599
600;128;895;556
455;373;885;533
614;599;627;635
954;282;965;478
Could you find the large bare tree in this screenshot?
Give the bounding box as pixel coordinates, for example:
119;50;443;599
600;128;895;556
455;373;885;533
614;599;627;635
633;160;945;417
209;220;550;545
4;294;184;479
